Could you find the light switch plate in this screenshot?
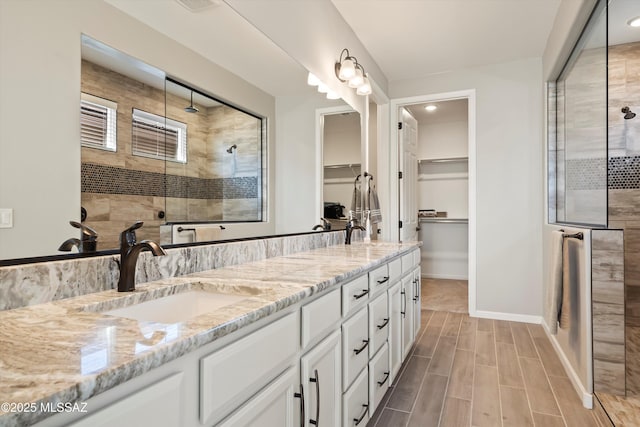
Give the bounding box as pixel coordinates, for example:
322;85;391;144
0;208;13;228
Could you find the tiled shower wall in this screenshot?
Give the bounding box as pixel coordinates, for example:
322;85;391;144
607;41;640;396
81;61;261;250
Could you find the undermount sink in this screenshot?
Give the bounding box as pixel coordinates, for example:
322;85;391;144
104;290;249;324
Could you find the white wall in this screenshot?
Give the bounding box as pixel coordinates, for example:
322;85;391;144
418;120;468;160
0;0;276;259
390;57;544;319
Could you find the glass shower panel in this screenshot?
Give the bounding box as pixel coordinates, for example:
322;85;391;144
551;2;608;226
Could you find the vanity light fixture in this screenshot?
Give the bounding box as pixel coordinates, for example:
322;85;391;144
425;105;437;112
184;90;199;113
628;16;640;27
335;48;372;96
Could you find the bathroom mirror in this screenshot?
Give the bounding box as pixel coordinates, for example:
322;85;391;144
0;0;358;263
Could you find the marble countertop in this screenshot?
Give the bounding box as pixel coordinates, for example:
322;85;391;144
0;241;418;426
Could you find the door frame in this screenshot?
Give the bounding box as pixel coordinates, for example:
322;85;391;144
389;89;477;316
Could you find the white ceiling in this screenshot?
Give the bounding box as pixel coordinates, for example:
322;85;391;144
331;0;562;81
405;99;468;125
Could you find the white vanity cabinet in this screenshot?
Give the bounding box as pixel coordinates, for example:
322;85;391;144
412;265;422;338
388;280;403;380
342;367;369;427
301;330;342;427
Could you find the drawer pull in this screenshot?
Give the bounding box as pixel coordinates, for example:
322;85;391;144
353;289;369;300
354;339;369;355
294;384;305;427
353;404;369;426
376;276;390;285
377;318;389;330
377;371;390;387
309;369;320;426
401;290;406;317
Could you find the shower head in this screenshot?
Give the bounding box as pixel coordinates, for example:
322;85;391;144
226;144;237;153
622;106;636;120
184;91;199;113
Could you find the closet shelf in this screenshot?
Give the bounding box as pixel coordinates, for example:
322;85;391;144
324;163;361;169
419;218;468;224
418;156;468;164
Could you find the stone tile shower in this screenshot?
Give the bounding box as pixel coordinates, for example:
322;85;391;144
549;0;640;422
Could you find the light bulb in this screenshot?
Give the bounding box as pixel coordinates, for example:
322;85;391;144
338;58;356;80
628;16;640;27
326;90;340;100
307;72;320;86
318;83;329;93
348;68;364;88
356;76;371;95
424;105;437;112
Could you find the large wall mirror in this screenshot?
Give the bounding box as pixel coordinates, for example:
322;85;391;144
80;36;265;250
0;0;359;264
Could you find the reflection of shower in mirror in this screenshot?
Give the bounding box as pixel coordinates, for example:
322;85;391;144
622;106;636;120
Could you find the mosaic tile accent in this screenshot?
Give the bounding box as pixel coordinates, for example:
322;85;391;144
82;163;257;199
564;156;640;190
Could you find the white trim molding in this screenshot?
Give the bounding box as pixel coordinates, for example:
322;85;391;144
474;311;542;325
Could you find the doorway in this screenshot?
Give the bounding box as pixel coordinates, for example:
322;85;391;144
391;90;476;315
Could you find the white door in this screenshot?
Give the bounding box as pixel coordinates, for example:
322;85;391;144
301;330;341;427
399;108;419;242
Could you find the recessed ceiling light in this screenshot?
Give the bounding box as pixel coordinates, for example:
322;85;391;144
628;16;640;27
425;105;437;112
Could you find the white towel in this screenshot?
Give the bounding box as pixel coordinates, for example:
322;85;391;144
350;187;362;219
368;186;382;224
545;230;564;335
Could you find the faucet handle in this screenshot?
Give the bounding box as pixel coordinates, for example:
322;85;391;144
121;221;144;248
69;220;98;238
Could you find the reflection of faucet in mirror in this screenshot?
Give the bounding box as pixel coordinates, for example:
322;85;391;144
58;221;98;253
345;219;365;245
313;218;331;231
118;221;166;292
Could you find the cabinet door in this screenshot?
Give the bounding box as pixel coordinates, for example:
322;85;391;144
401;275;415;359
219;366;301;427
301;330;341;427
388;281;402;381
68;373;183;427
412;266;421;339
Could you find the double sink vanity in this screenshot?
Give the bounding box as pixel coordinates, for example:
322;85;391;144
0;240;421;427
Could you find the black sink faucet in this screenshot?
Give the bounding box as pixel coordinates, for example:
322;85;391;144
117;221;166;292
58;221;98;253
345;220;365;245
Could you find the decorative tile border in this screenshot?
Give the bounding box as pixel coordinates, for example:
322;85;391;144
563;155;640;190
81;163;258;199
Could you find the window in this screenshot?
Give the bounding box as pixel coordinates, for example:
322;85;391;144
80;93;117;151
132;109;187;163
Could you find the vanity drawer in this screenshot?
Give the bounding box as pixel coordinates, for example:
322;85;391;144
413;248;421;267
342;306;369;391
343;367;369;427
200;312;299;425
368;291;389;358
302;288;341;348
342;274;370;317
369;342;390;416
369;264;390;294
401;251;416;274
388;258;402;284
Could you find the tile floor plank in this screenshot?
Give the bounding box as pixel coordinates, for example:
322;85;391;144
406;373;448;427
413;324;443;358
472;365;502;426
527;323;547;339
500;385;534;427
495;320;515;344
442;312;463;337
533;337;568;377
532;411;566;427
511;322;539;358
447;349;475;400
373;408;410;427
458;317;477;351
478;318;494;332
428;336;457;375
496;342;525;388
475;331;497;367
519;357;561;416
440;396;471;427
386;356;430;412
548;375;599;427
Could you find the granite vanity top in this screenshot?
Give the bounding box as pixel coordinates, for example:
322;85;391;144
0;241;418;426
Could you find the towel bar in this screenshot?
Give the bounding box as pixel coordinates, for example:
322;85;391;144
177;227;196;233
559;230;584;240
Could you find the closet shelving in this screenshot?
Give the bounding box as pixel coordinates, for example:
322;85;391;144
323;163;361;184
418;157;468;182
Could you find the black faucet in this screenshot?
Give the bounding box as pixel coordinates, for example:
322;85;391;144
117;221;166;292
312;218;331;231
345;220;365;245
58;221;98;253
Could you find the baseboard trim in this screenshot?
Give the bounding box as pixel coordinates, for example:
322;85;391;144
542;321;593;409
472;310;542;324
422;273;469;280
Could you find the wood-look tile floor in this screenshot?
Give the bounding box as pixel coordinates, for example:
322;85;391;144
368;309;604;427
422;279;469;314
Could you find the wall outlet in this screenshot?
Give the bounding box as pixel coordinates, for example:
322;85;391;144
0;208;13;228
